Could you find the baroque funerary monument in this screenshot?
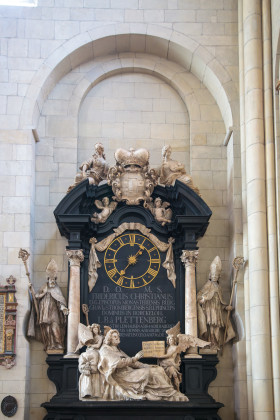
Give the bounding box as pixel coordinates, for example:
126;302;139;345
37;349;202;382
0;0;280;419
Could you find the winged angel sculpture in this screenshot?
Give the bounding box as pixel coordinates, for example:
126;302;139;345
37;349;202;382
144;197;172;226
157;322;210;391
91;197;118;224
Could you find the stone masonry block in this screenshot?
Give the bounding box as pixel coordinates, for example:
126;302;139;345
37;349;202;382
0;176;16;196
15;176;32;197
0;19;17;37
25;20;55;39
3;231;30;248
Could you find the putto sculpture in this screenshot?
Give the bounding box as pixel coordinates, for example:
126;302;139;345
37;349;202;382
25;258;68;353
108;148;159;205
157;322;210;391
77;323;104;400
159;145;200;195
67;143;109;193
144;197;172;226
91;197;118;224
197;256;235;350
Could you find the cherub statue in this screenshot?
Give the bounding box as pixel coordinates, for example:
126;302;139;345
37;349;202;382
144;197;172;226
77;323;104;400
157;322;210;391
91;197;117;224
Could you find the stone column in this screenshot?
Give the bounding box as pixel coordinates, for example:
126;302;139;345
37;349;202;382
243;0;274;418
263;1;280;418
65;249;84;357
181;250;200;358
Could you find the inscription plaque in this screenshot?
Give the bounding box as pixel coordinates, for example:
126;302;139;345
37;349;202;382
89;249;177;355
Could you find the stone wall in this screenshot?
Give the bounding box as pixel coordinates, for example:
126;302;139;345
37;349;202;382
0;1;243;419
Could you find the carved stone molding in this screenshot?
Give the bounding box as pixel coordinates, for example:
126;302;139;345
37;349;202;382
66;250;84;266
181;250;199;268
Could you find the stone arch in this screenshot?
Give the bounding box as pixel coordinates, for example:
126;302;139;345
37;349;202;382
67;54;203;127
20;23;235;131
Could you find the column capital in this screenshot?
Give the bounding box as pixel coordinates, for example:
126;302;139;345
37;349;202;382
181;250;199;268
66;249;84;266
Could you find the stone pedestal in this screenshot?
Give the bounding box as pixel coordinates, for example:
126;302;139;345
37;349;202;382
42;355;222;420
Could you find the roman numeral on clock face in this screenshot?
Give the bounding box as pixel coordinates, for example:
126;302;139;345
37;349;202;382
116;277;124;286
129;234;135;245
104;258;117;264
147;267;158;277
107;267;117;277
118;237;125;246
151;259;160;264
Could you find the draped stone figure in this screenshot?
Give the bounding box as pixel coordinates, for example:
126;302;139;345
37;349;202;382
27;260;68;353
67;143;109;193
78;323;104;400
197;256;235;350
98;329;188;401
159;145;200;195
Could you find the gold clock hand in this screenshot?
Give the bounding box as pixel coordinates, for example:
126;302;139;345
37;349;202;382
120;242;145;275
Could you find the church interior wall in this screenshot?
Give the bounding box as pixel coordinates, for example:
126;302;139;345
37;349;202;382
0;1;254;419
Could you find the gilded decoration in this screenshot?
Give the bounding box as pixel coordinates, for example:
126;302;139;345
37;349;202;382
0;276;18;369
88;222;176;291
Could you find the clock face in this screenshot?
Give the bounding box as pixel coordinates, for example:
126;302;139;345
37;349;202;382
104;233;161;289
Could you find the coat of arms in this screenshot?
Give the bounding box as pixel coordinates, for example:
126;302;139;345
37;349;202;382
108;148;158;205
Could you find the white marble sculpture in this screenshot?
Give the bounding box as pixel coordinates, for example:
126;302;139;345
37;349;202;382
68;143;109;193
26;259;68;354
107;148;158;205
157;322;210;391
159;145;200;195
91;197;117;224
197;256;235;350
78;327;188;401
144;197;172;226
77;323;104;400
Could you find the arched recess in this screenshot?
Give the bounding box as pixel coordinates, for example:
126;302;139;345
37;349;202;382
20;23;235;131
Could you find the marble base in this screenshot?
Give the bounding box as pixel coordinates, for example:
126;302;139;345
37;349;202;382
47;349;64;355
199;348;218;355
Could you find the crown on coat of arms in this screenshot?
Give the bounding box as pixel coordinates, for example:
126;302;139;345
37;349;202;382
115;148;149;168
